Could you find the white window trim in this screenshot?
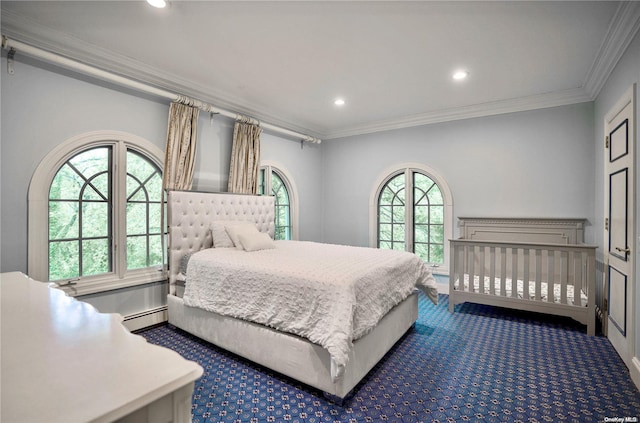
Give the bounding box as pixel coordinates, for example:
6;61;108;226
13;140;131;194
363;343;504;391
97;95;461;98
28;130;165;296
261;160;299;240
369;162;453;275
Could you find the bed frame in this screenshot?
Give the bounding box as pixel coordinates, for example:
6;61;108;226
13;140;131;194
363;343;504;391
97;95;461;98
449;217;597;335
166;190;419;399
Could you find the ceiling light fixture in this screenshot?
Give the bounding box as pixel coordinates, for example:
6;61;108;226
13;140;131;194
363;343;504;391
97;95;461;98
334;98;345;106
147;0;167;8
453;70;469;81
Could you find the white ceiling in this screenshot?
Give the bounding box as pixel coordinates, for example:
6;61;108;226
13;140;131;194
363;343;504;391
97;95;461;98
2;1;639;140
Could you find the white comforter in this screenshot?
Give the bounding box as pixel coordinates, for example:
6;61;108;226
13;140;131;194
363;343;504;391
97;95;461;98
183;240;438;371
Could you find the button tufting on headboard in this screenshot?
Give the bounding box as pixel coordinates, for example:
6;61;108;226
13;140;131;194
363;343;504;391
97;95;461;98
166;191;276;295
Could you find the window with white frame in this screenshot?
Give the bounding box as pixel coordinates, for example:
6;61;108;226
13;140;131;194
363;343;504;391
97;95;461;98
258;163;298;240
371;164;453;273
29;131;165;295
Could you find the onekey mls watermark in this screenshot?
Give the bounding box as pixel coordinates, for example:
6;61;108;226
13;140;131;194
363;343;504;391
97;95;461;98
603;417;638;423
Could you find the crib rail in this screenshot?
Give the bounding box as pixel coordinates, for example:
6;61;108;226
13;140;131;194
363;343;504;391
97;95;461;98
450;239;597;308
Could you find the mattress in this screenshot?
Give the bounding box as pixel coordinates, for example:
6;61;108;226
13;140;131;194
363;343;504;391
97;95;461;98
455;274;588;306
183;240;438;371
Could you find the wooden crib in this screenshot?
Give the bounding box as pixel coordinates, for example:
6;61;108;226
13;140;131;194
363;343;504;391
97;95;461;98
449;218;597;335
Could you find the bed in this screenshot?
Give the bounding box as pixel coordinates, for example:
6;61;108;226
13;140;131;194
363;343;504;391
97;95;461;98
166;190;438;399
449;217;597;336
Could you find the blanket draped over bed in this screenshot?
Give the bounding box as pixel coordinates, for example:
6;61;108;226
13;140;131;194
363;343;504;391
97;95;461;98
183;240;438;374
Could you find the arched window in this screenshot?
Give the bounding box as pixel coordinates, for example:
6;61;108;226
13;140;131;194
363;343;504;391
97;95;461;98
371;163;453;273
258;163;298;240
29;131;165;295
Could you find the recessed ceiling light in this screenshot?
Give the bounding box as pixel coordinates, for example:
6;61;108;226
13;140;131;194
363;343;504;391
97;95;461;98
147;0;167;8
334;98;345;106
453;70;469;80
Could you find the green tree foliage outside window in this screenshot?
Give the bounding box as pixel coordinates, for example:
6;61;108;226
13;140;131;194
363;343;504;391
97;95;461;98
378;173;406;251
258;168;291;240
125;151;164;270
48;147;163;281
413;173;445;264
378;171;444;264
271;172;291;240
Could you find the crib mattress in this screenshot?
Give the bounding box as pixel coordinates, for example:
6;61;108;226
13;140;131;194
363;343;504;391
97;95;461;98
455;274;588;306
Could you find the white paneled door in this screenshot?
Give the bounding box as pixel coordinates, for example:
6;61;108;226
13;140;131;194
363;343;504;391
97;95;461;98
605;85;635;367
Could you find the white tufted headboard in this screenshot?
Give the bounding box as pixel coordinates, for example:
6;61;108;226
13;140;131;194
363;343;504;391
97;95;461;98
167;190;275;295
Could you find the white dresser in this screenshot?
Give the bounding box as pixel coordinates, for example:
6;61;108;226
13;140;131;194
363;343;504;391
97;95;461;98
0;272;203;423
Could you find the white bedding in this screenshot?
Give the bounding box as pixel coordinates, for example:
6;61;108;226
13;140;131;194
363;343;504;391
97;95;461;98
183;240;438;372
456;274;588;306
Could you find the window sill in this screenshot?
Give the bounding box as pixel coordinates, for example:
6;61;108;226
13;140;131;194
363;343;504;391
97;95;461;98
52;268;167;296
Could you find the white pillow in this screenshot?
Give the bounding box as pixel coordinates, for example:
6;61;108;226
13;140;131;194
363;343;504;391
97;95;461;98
225;223;261;249
239;231;276;252
211;221;250;248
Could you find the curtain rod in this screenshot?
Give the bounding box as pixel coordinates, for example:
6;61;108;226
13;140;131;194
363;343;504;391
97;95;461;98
1;36;322;144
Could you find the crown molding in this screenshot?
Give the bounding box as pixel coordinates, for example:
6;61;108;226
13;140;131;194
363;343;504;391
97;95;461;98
582;1;640;99
322;88;593;139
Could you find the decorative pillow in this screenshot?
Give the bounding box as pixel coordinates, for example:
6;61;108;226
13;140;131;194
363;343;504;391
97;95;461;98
239;231;276;252
202;230;214;249
225;223;261;249
211;220;249;248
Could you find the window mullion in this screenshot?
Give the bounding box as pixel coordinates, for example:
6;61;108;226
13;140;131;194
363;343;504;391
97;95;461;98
405;169;414;253
114;141;127;279
266;165;273;194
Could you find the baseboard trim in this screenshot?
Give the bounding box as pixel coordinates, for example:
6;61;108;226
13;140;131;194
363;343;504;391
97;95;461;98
631;356;640;392
122;306;168;332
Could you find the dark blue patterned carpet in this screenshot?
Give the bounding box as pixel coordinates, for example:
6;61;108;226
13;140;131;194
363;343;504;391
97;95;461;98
139;293;640;422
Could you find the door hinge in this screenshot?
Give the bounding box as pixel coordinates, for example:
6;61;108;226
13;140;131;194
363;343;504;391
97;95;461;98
603;298;608;312
605;217;609;230
605;135;609;148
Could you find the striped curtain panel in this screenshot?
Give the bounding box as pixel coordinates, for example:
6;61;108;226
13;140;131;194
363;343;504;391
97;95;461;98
162;102;199;190
228;119;262;194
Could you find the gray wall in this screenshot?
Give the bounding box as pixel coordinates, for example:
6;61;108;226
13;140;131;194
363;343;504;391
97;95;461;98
321;102;596;247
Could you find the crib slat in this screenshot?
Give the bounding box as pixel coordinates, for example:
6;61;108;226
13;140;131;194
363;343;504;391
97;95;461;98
469;245;475;293
561;251;569;305
547;250;555;302
574;252;582;306
522;248;530;300
535;249;542;301
460;245;469;291
586;251;595;299
500;247;506;297
489;247;496;295
479;246;485;295
455;245;466;291
511;248;518;298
